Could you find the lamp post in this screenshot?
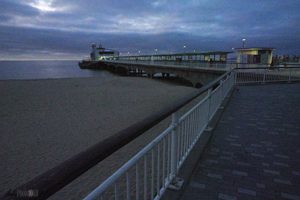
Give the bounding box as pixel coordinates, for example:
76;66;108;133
242;38;246;48
154;48;158;55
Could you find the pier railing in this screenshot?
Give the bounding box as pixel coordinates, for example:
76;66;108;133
97;59;299;71
83;71;235;200
84;66;300;200
236;66;300;84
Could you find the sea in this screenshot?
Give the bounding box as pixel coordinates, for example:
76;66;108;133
0;60;113;80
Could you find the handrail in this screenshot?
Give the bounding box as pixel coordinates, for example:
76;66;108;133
83;66;300;199
102;60;228;72
3;70;232;200
84;72;235;200
84;126;174;200
235;66;300;69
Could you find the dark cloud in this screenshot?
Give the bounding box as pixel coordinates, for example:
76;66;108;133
0;0;299;59
0;0;39;17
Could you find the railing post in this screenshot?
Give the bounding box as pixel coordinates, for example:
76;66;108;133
288;67;292;83
232;72;236;87
170;112;178;177
206;89;212;123
262;69;266;84
234;69;239;85
168;112;184;190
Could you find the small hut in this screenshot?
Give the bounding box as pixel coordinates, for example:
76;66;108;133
234;47;275;65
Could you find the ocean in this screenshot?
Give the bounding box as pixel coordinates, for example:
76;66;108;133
0;60;114;80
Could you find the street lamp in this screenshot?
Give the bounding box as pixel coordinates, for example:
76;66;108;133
242;38;246;48
154;48;158;55
183;45;187;56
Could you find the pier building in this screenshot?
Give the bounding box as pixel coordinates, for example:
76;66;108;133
90;44;119;61
113;51;232;63
234;47;275;65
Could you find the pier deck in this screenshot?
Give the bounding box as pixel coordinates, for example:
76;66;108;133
180;83;300;200
102;60;230;72
86;60;229;87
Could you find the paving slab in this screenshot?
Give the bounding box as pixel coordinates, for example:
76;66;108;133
180;83;300;200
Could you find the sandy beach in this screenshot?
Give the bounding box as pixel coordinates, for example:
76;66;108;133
0;76;199;199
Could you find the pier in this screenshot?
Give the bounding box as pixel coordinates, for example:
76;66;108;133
80;51;233;87
81;59;299;88
96;60;228;87
80;49;299;88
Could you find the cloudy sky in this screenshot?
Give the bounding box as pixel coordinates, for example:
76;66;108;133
0;0;300;59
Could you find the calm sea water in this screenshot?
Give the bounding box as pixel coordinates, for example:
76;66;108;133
0;60;113;80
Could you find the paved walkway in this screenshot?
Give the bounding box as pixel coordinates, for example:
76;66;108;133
180;84;300;200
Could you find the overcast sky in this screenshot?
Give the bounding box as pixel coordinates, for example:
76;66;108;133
0;0;300;59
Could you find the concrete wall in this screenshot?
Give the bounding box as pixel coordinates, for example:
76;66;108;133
260;51;272;65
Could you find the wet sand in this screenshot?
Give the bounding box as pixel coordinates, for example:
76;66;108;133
0;76;199;199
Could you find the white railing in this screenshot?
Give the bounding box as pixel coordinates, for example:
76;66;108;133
235;66;300;84
84;72;235;200
83;66;300;200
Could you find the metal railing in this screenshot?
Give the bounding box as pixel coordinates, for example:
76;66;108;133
84;66;300;200
97;60;299;72
102;60;230;70
236;66;300;84
84;72;235;200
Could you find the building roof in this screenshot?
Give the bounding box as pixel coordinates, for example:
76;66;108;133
120;51;233;58
234;47;275;51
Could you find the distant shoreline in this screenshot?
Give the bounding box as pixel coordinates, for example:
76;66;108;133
0;59;81;61
0;60;113;81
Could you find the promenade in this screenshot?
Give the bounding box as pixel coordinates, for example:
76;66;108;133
180;83;300;200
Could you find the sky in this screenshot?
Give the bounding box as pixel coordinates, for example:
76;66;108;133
0;0;300;60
